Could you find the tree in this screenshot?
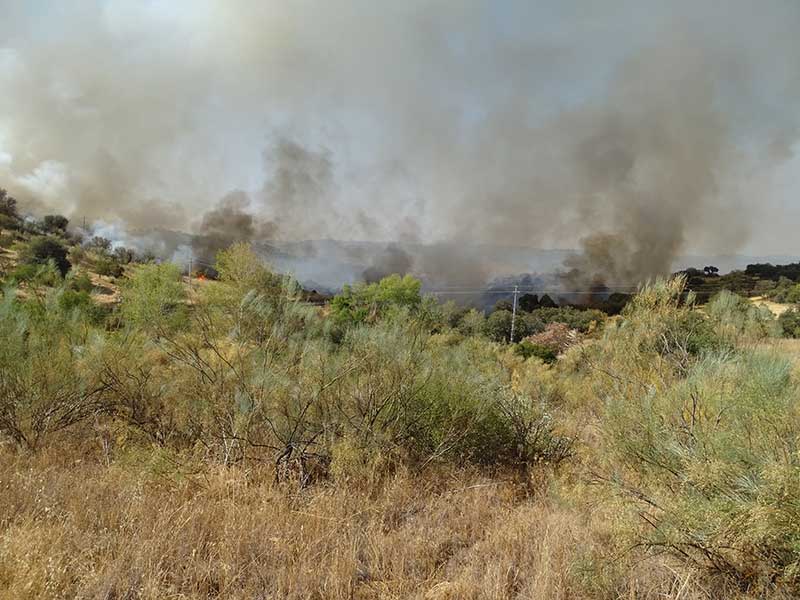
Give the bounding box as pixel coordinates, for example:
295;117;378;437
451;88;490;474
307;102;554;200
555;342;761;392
42;214;69;233
88;236;112;252
703;265;720;276
330;274;422;326
538;294;557;308
19;236;71;277
120;263;187;332
483;309;544;343
215;242;281;294
0;189;20;231
0;189;17;218
518;293;540;312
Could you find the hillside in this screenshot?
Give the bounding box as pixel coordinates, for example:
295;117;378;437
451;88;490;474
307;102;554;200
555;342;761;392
3;207;800;598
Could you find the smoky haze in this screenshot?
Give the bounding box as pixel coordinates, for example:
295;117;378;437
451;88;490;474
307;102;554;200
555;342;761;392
1;1;798;289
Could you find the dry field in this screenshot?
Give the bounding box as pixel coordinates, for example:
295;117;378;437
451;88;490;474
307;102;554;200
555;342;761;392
0;448;725;600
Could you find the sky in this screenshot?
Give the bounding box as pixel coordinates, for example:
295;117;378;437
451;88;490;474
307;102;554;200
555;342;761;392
0;0;798;270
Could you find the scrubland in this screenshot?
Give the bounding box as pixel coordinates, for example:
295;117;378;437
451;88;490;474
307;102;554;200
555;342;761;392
1;238;800;599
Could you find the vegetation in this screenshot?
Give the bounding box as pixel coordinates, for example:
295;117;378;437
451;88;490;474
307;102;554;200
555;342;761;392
16;236;71;276
4;220;800;597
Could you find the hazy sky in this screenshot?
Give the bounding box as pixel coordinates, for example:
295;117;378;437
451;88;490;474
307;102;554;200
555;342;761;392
0;0;798;258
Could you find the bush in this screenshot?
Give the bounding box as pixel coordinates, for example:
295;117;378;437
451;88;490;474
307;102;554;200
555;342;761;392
525;322;579;355
482;310;544;343
94;256;124;277
706;290;780;342
57;289;107;324
456;308;485;337
18;236;71;276
215;242;281;295
0;233;17;248
779;308;800;338
120;263;187;333
514;341;557;363
41;214;69;233
0;288;107;449
330;274;422;326
602;349;800;589
67;272;94;293
532;306;606;333
9;261;62;287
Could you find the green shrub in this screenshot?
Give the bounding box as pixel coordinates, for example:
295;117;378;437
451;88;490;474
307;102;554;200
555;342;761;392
9;261;62;286
779;308;800;338
706;289;780;342
482;310;544;343
602;349;800;590
533;306;606;333
57;289;107;324
514;340;557;363
94;256;124;277
18;236;71;276
0;287;106;449
120;263;187;333
330;274;422;326
456;308;486;337
67;272;94;293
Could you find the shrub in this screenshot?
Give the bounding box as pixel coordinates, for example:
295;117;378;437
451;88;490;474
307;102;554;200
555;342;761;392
482;310;544;343
524;322;579;355
456;308;485;337
94;256;124;277
602;349;800;590
87;236;112;251
9;261;62;287
120;263;187;333
514;341;557;363
532;306;606;333
67;272;94;293
41;214;69;233
706;289;780;343
214;242;283;297
18;236;71;276
331;274;422;326
57;289;107;324
0;233;17;248
0;288;107;449
779;308;800;338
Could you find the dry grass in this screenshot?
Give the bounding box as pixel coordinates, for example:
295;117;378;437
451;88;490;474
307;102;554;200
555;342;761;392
0;447;724;600
749;296;793;317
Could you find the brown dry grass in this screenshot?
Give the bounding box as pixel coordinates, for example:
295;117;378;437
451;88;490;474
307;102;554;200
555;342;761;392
0;447;722;600
749;296;793;317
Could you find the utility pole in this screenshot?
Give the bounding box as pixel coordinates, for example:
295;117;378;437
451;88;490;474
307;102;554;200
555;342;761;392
189;256;193;290
509;284;519;344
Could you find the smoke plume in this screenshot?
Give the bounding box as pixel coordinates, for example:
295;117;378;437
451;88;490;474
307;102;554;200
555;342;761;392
1;1;798;289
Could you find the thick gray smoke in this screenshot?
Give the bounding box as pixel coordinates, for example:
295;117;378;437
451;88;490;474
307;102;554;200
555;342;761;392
1;1;798;289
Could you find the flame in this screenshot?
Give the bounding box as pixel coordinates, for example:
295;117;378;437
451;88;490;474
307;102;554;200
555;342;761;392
196;273;207;281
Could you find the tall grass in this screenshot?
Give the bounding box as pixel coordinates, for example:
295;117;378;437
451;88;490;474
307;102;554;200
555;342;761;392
0;265;798;598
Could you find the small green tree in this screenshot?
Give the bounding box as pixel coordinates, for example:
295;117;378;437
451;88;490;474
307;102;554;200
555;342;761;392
41;214;69;233
120;263;187;332
215;242;281;294
330;274;422;326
